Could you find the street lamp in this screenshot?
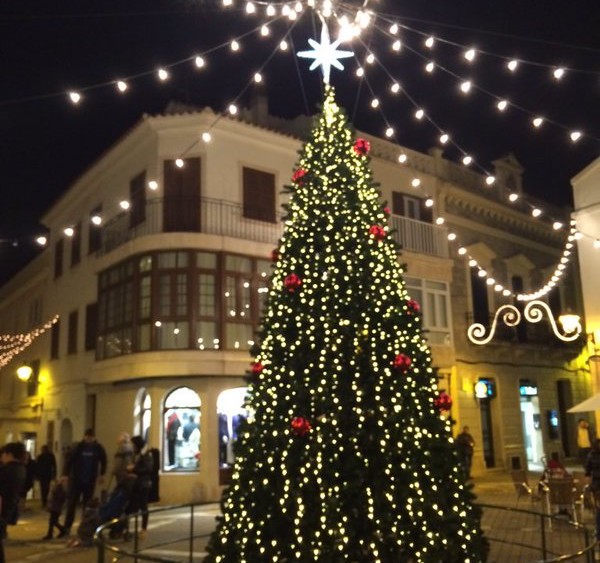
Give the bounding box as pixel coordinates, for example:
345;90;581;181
558;311;581;335
16;363;33;382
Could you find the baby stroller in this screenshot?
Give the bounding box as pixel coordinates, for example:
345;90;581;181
69;487;130;547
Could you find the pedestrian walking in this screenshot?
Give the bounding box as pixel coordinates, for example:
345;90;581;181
0;442;27;563
36;445;57;508
577;418;594;467
42;478;67;540
125;435;154;537
61;428;107;537
455;426;475;479
20;452;36;509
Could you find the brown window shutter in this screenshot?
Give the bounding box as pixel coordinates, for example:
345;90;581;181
392;192;404;216
420;199;433;223
130;171;147;228
243;167;275;222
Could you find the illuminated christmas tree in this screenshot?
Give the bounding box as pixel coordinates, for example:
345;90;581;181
205;85;487;563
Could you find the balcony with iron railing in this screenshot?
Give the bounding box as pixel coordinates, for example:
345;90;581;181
99;197;449;259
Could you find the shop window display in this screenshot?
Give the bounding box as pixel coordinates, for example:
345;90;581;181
163;387;201;472
217;387;249;468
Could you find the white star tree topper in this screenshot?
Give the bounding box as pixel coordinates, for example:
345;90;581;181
297;22;353;84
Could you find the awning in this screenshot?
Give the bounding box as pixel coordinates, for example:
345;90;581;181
567;393;600;413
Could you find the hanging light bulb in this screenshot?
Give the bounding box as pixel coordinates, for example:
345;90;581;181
425;198;434;207
389;23;399;34
245;2;256;14
553;221;563;230
222;0;232;5
462;155;472;166
254;72;263;83
390;82;401;94
464;48;476;61
460;80;472;93
485;176;495;186
68;91;81;104
411;178;421;188
119;200;130;210
116;80;128;93
385;127;394;138
425;61;435;73
36;236;48;246
458;247;467;255
439;133;449;144
415;109;424;120
157;68;169;81
356;67;365;77
366;53;375;64
425;36;435;48
195;56;206;68
594;239;600;249
266;4;276;16
531;208;542;217
202;132;212;143
231;40;240;51
497;100;508;111
435;217;445;225
229;103;238;115
260;25;270;36
532;117;544;128
553;67;565;80
398;153;407;164
448;232;457;241
64;227;75;237
508;193;519;202
570;131;582;142
392;40;401;52
175;158;185;168
371;98;380;108
91;215;102;225
279;40;288;51
148;180;158;190
507;59;519;72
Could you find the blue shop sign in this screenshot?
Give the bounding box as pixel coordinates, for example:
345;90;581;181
519;383;538;397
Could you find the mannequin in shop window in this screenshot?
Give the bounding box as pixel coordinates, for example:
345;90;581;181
166;411;181;467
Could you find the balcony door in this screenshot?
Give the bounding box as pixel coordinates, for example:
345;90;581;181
163;157;201;232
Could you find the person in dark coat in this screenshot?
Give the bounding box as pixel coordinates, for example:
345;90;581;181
20;452;37;508
0;442;27;563
42;477;67;540
585;438;600;540
455;426;475;479
62;428;107;537
36;445;57;508
126;435;154;535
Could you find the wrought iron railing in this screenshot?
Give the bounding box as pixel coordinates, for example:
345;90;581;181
94;502;596;563
98;197;449;259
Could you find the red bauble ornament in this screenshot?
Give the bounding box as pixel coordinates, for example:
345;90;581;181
369;225;386;242
383;206;391;216
291;416;312;437
393;353;412;371
271;248;280;262
354;138;371;156
407;299;421;314
251;362;264;376
292;168;307;184
284;273;302;292
434;392;453;411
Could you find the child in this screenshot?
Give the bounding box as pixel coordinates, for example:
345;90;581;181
42;478;67;540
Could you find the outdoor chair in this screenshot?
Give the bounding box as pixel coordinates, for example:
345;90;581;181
510;470;548;508
546;477;579;524
571;471;591;522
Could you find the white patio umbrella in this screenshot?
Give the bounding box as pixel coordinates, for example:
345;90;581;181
567;393;600;413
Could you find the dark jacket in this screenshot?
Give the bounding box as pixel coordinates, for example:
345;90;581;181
131;450;154;490
585;448;600;491
36;451;57;482
64;440;107;484
47;482;67;513
0;461;27;525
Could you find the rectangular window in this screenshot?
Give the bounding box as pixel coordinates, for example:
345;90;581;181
405;277;452;346
243;167;276;223
88;205;102;254
68;310;78;354
85;303;98;351
392;192;433;223
71;222;82;266
130;171;147;228
54;239;64;278
50;319;60;359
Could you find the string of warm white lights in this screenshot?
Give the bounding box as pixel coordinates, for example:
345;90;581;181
2;0;596;303
0;315;59;368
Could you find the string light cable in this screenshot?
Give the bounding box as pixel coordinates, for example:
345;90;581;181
0;315;59;369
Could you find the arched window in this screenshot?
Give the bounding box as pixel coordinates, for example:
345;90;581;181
133;388;152;443
217;387;249;469
163;387;201;472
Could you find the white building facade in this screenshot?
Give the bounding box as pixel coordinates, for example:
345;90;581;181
0;99;588;503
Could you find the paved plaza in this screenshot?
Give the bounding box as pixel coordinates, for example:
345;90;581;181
4;469;598;563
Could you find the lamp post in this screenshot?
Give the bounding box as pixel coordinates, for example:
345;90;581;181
16;363;33;382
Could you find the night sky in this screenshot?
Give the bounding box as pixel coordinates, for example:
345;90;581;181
0;0;598;283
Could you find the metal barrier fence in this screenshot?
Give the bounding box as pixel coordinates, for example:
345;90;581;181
95;502;597;563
